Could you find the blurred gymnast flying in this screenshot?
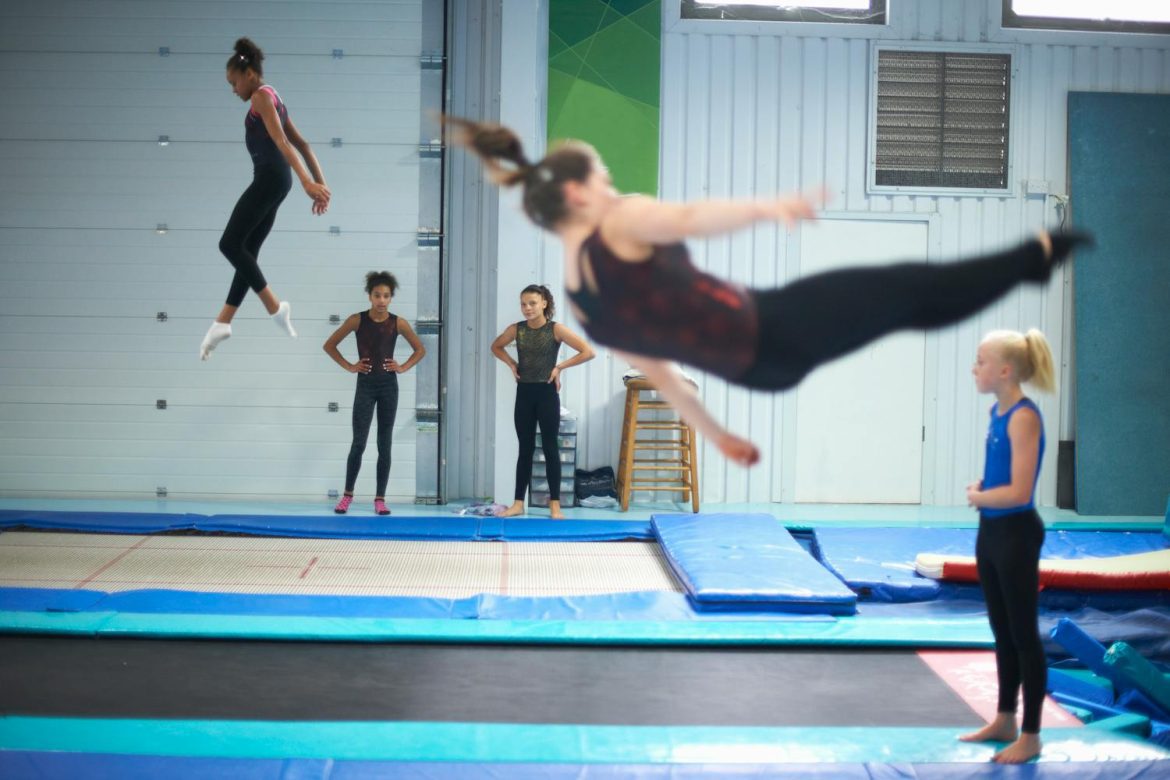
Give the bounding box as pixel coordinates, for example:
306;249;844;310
447;116;1091;466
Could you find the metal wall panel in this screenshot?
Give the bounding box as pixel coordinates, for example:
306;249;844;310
0;0;431;501
443;0;502;501
446;0;1170;508
647;0;1170;506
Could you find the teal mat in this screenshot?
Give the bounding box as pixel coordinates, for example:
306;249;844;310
1069;92;1170;516
0;610;994;646
1;717;1166;764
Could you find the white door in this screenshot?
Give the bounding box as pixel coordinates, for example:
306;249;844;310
794;219;928;503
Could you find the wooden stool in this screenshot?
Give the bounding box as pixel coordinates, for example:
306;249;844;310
616;377;700;513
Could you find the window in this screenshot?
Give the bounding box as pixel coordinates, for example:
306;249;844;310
872;50;1012;192
1003;0;1170;34
681;0;885;24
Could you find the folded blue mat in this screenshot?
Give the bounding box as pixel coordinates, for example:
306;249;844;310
814;526;1170;603
652;514;857;615
812;527;973;602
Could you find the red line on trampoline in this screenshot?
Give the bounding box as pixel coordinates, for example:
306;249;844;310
72;537;151;590
299;556;320;579
499;542;509;597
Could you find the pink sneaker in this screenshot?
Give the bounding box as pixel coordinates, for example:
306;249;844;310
373;498;391;516
333;495;353;514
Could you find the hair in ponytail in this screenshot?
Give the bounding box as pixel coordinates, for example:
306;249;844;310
520;284;555;321
982;328;1056;392
227;37;265;76
443;115;598;230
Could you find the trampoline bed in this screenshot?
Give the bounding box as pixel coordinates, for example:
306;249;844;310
1;506;1168;775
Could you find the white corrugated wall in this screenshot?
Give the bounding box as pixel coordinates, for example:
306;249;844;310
15;1;1160;506
0;0;428;500
652;0;1170;506
477;0;1170;507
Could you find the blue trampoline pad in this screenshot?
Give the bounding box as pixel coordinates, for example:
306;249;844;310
0;509;652;541
1;718;1166;768
2;754;1166;780
0;608;994;646
0;587;837;622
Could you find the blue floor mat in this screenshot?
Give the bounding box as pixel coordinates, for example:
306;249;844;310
3;752;1166;779
0;509;652;541
2;719;1167;772
813;526;1170;605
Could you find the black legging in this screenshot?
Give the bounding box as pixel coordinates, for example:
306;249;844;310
219;164;292;307
738;240;1052;390
514;382;561;501
345;374;399;497
976;509;1047;734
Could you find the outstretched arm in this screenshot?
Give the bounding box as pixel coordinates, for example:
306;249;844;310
603;193;816;248
615;351;760;467
253;90;331;212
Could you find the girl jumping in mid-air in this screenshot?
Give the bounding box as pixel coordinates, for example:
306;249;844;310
491;285;594;519
323;272;426;515
446;116;1091;466
961;329;1055;764
200;37;331;360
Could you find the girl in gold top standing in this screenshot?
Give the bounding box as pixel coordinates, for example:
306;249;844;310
491;285;594;518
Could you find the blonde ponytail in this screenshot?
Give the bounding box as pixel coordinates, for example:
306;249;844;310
982;328;1056;392
1023;328;1056;393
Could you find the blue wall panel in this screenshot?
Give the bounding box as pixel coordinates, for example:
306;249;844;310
1069;92;1170;515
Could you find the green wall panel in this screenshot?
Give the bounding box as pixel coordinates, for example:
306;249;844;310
548;0;660;196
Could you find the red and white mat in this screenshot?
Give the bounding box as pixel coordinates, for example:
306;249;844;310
915;549;1170;591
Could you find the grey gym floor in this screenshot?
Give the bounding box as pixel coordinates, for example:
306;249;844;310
0;637;983;727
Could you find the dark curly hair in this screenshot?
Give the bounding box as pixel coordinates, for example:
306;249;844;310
365;271;399;296
227;37;264;76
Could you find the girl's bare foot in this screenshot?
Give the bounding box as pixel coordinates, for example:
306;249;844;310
994;732;1041;764
959;713;1018;744
498;500;525;517
1038;228;1094;265
548;499;565;520
1027;229;1093;280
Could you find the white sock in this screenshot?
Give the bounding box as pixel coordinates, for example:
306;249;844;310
271;301;297;338
199;321;232;361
